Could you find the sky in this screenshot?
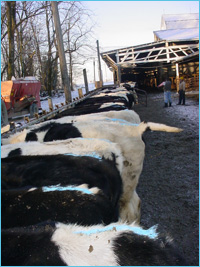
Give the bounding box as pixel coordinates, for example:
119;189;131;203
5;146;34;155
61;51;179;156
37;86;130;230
78;1;199;84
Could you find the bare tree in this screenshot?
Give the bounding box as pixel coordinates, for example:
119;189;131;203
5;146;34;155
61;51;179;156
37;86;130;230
1;1;46;80
60;2;96;88
1;1;96;94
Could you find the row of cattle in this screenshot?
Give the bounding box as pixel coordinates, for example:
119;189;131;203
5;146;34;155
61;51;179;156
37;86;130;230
1;84;187;266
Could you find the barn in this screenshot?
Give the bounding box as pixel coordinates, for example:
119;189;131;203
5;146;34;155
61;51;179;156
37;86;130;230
101;13;199;92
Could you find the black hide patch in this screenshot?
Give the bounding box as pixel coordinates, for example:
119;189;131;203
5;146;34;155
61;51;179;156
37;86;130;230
113;232;187;266
25;132;38;142
1;223;66;266
8;148;22;157
43;123;82;142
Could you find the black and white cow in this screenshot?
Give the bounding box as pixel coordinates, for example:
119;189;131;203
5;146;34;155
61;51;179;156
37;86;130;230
2;184;119;228
90;88;135;109
52;86;134;117
53;109;141;124
2;152;122;209
2;221;187;266
2;120;182;223
55;98;127;116
1;138;124;175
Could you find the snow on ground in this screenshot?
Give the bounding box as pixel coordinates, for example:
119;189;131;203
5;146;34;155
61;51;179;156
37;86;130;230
14;82;113;128
40;83;95;112
40;82;114;112
149;91;199;127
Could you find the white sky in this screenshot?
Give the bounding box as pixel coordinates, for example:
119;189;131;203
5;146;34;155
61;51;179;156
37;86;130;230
78;1;199;84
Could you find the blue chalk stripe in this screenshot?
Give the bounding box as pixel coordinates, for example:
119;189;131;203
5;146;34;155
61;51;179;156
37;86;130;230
64;152;102;160
105;118;139;126
42;184;93;195
74;225;158;239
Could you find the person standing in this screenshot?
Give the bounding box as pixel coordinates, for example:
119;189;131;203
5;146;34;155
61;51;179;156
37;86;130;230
178;77;186;105
158;77;172;107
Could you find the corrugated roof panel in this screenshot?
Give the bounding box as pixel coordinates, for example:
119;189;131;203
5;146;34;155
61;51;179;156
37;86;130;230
165;20;199;29
154;28;199;41
161;13;199;30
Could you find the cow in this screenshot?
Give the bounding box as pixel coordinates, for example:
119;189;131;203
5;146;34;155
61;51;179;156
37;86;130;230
91;88;135;108
1;138;124;175
16;109;141;130
3;120;182;223
2;184;119;228
2;152;122;211
2;221;187;266
52;94;129;117
53;109;141;124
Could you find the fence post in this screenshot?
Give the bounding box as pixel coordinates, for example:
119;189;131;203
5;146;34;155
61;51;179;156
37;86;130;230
83;69;89;93
78;88;83;98
48;98;54;111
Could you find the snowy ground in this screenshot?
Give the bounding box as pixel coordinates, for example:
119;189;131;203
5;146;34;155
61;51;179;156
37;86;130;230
12;82;113;128
40;83;96;112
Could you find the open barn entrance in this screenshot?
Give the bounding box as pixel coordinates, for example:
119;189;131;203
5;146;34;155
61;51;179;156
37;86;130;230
102;40;199;92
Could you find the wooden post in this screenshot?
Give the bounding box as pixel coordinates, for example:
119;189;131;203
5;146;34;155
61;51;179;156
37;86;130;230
117;65;121;85
116;50;121;85
78;88;83;98
96;40;103;85
113;70;117;85
95;81;103;89
166;42;170;63
51;2;71;102
93;58;96;85
48;98;54;111
83;68;89;93
176;63;180;92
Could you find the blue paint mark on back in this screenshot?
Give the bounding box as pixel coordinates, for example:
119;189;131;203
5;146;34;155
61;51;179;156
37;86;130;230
105;118;139;126
64;152;102;160
42;184;93;195
74;225;158;239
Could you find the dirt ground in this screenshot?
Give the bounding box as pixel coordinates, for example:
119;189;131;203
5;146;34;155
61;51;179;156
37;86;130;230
133;90;199;266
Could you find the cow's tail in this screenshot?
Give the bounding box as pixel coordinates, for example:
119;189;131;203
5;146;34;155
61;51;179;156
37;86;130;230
138;121;183;135
2;129;27;145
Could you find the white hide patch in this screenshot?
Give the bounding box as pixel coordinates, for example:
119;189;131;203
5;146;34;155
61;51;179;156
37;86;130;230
99;103;125;109
52;222;158;266
27;187;37;192
91;91;129;102
2;129;27;145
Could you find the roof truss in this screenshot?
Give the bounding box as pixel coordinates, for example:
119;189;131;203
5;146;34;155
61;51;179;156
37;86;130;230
101;40;199;69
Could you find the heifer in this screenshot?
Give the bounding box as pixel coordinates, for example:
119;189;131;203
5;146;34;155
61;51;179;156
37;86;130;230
3;120;182;223
2;221;187;266
2;153;122;213
54;109;141;124
1;138;124;175
2;184;119;228
31;109;141;127
91;88;135;108
53;95;128;116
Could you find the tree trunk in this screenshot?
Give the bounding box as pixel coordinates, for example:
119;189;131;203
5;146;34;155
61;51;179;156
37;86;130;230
46;5;52;96
7;1;16;79
67;23;73;91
